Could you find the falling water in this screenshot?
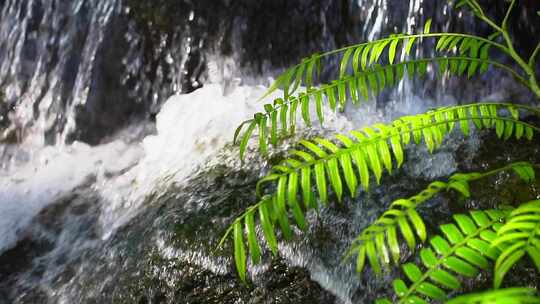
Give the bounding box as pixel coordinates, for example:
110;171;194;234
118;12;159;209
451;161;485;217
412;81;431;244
0;0;539;303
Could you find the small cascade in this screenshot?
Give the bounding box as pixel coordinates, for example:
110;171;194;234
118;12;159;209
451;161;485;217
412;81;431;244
0;0;539;303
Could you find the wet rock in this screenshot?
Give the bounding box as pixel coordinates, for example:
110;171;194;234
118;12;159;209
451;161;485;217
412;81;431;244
0;188;102;304
0;156;337;303
118;255;336;304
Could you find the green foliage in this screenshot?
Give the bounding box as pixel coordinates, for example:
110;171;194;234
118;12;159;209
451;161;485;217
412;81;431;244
221;102;540;282
234;10;540;158
235;49;519;158
347;162;536;275
257;31;503;100
235;39;524;158
377;210;507;303
446;287;540;304
217;0;540;301
492;200;540;288
248;102;536;230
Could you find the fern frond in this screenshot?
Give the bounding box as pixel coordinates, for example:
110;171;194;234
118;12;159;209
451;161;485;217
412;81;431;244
260;32;510;102
491;200;540;288
236;56;528;157
379;210;509;303
253;103;538;200
347;162;536;275
222;102;540;281
445;287;540;304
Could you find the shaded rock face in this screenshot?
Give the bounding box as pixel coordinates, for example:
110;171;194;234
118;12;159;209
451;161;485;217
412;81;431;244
124;0;353;78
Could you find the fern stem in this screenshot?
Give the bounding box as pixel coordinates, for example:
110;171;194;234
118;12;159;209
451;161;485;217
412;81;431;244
501;28;540;98
467;0;540;99
475;12;504;34
485;2;540;100
501;0;516;31
397;216;504;303
529;43;540;69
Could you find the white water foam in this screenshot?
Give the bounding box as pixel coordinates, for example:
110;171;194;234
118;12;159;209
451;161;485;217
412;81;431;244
0;141;143;252
98;82;358;236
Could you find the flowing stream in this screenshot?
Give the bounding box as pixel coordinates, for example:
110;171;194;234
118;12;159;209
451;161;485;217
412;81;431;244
0;1;539;303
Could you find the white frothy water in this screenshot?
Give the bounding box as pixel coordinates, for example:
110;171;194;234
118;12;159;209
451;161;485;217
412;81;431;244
0;141;143;252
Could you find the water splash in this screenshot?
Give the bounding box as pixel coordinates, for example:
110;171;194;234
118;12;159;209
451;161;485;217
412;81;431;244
0;0;538;302
0;140;142;252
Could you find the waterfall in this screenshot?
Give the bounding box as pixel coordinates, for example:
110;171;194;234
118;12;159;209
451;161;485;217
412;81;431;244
0;0;538;303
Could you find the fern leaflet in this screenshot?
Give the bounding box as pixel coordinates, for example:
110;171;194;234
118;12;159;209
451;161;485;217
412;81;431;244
378;210;508;303
492;200;540;288
445;287;540;304
347;162;536;275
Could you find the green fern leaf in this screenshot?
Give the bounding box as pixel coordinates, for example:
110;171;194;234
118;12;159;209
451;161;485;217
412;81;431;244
347;162;531;275
314;90;324;125
256;29;515;107
234;221;247;282
314;162;328;205
259;198;278;256
352;46;364;75
405;37;417;56
300;94;311;127
239;120;257;160
252;103;538;214
282;67;296;100
423;19;432;34
388;38;400;64
447;36;463;52
348;78;359;104
223;103;540;281
289;98;299;134
512;162;536;183
290;60;306;96
436;36;453;51
361;44;372;70
447;179;471;198
446;287;540;304
237;59;521;156
340;48;354;79
305;54;319;89
492;200;540;288
245;210;261;264
389;210;508;303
